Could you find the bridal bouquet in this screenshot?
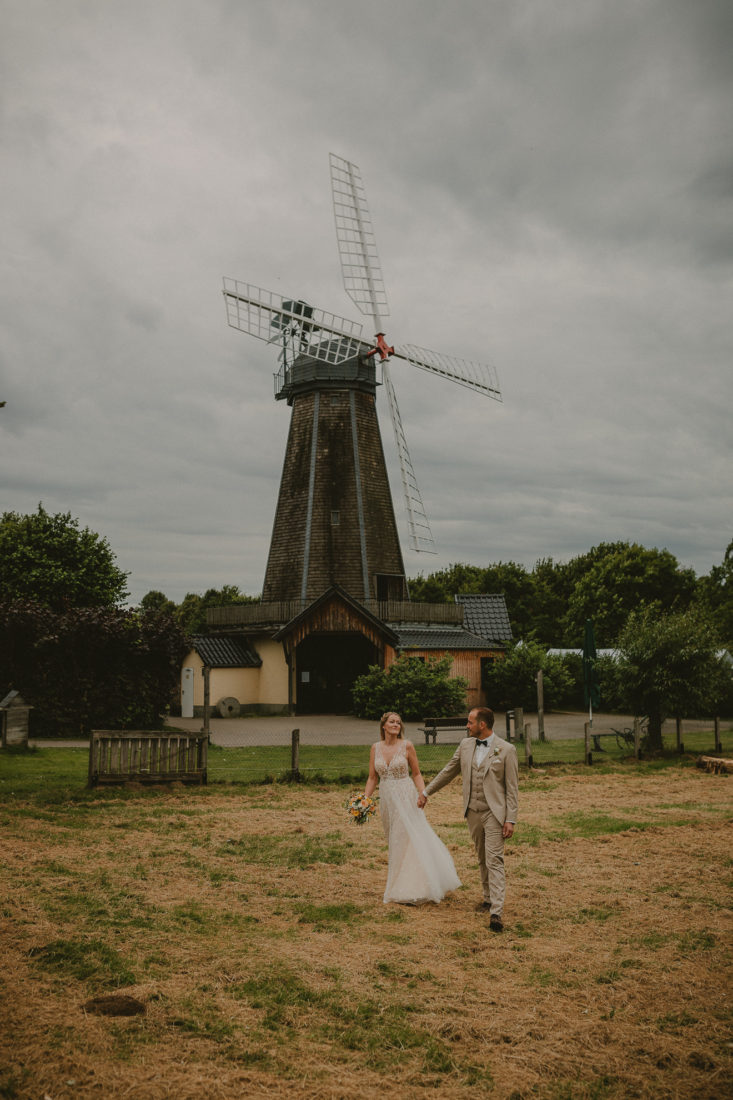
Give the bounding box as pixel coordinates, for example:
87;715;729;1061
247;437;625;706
346;792;378;825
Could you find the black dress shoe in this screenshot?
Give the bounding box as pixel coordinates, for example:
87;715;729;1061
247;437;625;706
475;901;491;912
489;914;504;932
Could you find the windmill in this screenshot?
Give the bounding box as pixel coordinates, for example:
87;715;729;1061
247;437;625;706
223;154;502;607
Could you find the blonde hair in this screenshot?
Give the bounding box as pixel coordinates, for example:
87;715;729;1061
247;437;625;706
379;712;404;740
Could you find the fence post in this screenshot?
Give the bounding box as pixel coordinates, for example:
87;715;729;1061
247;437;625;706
714;717;721;753
514;707;524;743
676;717;684;755
584;722;592;765
524;722;533;768
633;718;641;760
291;727;300;778
200;665;211;740
536;670;546;742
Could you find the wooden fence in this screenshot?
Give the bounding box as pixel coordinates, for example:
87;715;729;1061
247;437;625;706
88;730;208;787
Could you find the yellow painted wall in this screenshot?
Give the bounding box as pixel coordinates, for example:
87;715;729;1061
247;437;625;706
255;638;289;706
181;638;290;711
181;649;259;708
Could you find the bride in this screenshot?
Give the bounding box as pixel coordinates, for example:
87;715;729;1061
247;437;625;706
364;712;461;905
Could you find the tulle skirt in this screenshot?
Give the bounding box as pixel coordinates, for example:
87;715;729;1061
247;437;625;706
379;777;461;904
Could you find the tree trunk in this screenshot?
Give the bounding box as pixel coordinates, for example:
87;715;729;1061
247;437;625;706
647;712;664;752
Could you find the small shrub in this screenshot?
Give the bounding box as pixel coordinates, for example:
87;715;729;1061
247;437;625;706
351;655;467;721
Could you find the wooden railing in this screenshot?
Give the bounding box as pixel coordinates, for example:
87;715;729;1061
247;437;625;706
88;731;208;787
206;600;464;628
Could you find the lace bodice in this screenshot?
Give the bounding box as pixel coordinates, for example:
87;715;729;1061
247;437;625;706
375;739;410;780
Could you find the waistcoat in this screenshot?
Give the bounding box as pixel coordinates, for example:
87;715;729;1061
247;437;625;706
467;749;490;812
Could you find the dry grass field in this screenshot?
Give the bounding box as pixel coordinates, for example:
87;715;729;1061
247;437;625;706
1;756;731;1099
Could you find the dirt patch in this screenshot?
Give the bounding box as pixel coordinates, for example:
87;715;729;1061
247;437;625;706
1;767;731;1099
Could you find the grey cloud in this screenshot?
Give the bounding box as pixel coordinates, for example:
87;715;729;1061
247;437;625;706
1;0;730;605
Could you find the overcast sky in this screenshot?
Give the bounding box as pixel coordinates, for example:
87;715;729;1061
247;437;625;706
2;0;731;606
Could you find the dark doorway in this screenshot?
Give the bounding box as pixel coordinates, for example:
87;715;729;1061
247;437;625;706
295;632;379;714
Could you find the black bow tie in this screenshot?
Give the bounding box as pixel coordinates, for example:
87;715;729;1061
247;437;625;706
476;739;491;747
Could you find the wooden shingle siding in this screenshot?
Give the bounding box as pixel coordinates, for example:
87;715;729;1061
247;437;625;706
263;388;406;604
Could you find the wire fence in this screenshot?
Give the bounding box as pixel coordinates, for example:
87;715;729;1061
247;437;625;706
202;717;732;784
18;715;732;787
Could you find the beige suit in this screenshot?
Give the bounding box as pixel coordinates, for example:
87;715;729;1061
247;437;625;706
424;735;518;916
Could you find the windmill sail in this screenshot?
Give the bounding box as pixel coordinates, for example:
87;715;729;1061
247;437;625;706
223;279;365;366
381;362;435;553
330;153;389;326
330;154;441;551
394;344;502;402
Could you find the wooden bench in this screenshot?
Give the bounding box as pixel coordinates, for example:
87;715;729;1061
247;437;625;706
419;717;467;745
88;730;208;787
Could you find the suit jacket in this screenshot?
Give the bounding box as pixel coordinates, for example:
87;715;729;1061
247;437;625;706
424;735;519;826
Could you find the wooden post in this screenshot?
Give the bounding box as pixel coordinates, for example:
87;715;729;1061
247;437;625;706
584;721;593;765
87;730;97;787
201;666;211;739
714;717;722;753
291;727;300;778
524;723;533;768
676;717;684;755
633;717;641;760
514;707;524;743
536;670;546;742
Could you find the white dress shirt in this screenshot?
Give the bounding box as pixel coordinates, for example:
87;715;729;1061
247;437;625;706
473;732;495;767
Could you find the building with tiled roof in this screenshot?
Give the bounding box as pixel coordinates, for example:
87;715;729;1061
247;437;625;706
454;594;513;646
191;635;261;669
180;589;513;717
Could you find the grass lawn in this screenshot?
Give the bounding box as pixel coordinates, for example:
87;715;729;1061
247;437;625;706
1;741;731;1099
4;724;732;789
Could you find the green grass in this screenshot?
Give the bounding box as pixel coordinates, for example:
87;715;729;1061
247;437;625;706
1;723;731;798
28;937;137;991
3;748;730;1098
216;832;354;867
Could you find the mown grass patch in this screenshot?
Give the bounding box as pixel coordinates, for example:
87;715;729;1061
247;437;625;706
28;937;136;990
295;901;364;930
217;831;354;867
3;760;731;1100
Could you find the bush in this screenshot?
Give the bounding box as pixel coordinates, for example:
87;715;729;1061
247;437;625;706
482;641;575;711
351;655;467;721
0;600;188;736
556;652;630;712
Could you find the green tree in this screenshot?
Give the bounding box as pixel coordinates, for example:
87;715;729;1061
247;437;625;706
560;542;696;646
552;651;630;712
0;505;128;610
696;539;733;649
408;563;483;603
0;599;187;736
482;641;575;711
616;606;727;752
175;585;258;635
408;560;539;641
528;557;572;646
139;590;176;617
351;655;467;721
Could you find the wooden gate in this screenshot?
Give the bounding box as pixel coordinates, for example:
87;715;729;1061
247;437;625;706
88;730;208;787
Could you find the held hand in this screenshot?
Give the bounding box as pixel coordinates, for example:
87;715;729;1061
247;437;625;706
417;793;427;810
503;822;515;839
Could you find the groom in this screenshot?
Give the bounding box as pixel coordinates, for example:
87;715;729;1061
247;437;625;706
418;707;518;931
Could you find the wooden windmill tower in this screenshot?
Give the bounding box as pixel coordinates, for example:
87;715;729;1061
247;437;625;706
223;154;502;608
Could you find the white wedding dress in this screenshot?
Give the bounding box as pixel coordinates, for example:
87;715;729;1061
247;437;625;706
375;740;461;904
